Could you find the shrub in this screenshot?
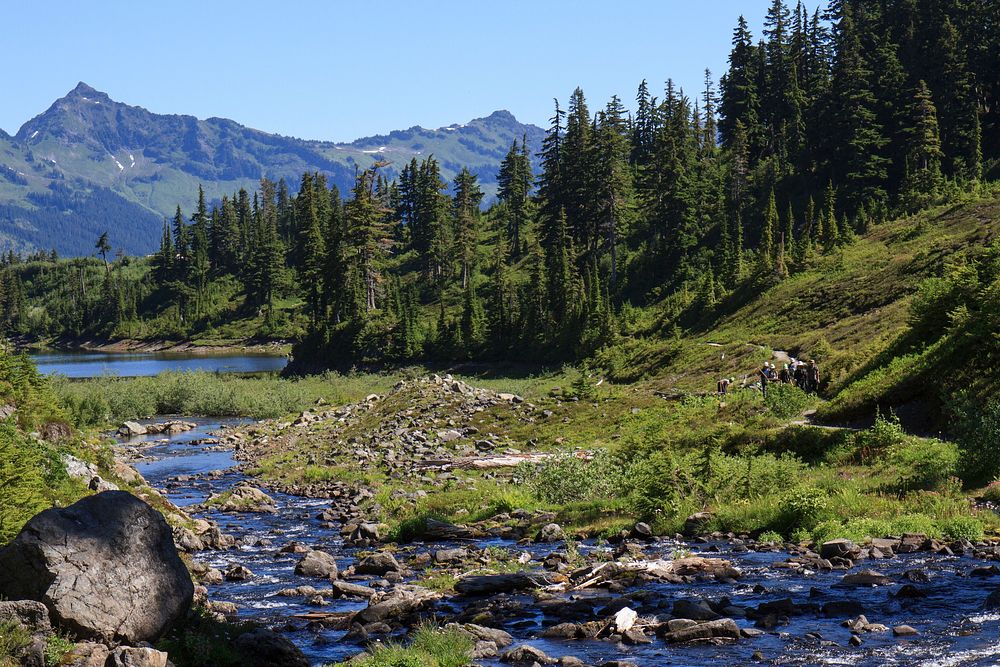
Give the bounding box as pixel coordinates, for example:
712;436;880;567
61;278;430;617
982;481;1000;503
757;530;784;543
941;516;984;542
886;438;960;492
850;411;907;463
764;383;812;419
519;450;625;505
0;621;32;667
949;394;1000;484
779;486;830;532
0;423;49;544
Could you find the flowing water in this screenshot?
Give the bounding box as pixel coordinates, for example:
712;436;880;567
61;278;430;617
32;350;287;378
129;419;1000;667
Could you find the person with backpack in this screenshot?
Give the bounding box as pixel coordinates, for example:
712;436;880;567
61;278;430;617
758;363;771;398
808;359;820;393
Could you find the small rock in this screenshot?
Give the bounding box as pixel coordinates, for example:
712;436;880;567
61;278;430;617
893;625;919;637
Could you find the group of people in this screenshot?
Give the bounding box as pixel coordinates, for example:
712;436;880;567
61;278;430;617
716;358;821;397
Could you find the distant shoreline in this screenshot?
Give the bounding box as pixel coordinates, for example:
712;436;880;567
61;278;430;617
17;336;292;356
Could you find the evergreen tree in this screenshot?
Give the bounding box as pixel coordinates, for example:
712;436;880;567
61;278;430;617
452;168;483;288
901;80;944;211
760;188;778;270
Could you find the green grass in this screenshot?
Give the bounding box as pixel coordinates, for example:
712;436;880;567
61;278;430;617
53;369;399;426
332;624;473;667
0;621;31;667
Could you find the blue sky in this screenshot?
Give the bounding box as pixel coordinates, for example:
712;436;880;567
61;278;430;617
3;1;775;141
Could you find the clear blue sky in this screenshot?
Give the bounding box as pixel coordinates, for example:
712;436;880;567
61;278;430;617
3;1;775;142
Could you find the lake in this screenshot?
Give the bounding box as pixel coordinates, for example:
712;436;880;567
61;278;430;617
31;350;288;378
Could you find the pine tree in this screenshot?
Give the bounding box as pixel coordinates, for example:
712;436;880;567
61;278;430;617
452;168;483;288
497;139;532;259
931;18;981;182
593;96;635;288
901;80;944;211
760;188;778;270
824;3;889;212
345;166;391;312
153;219;174;287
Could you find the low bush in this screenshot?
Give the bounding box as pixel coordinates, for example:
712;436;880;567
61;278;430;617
764;383;813;419
778;486;831;532
519;450;626;505
941;516;985;542
0;621;32;667
886;438;960;492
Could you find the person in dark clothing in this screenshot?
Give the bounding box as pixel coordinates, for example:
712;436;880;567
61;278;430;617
758;364;770;398
808;360;820;393
795;362;809;389
779;364;791;384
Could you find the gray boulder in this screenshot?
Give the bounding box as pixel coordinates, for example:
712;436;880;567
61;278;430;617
106;647;169;667
0;600;51;633
0;491;193;644
294;550;339;578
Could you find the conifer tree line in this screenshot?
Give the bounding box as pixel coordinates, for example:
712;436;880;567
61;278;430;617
1;0;997;363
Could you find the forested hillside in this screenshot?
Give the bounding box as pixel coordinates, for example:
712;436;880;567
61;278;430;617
2;0;998;417
0;83;544;256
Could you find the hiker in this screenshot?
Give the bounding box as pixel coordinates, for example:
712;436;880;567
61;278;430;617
794;361;809;388
808;360;820;394
718;377;731;395
758;364;770;398
779;363;791;384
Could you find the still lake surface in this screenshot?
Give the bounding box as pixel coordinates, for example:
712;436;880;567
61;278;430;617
31;350;288;378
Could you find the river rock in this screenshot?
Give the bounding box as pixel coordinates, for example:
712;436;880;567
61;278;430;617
537;523;565;542
662;618;740;643
62;642;111;667
355;551;401;575
233;628;310;666
820;539;860;560
106;647;169;667
501;644;557;664
672;599;721;621
445;622;514;650
330;580;376;599
434;547;468;563
118;421;147;437
355;585;440;623
295;550;339;578
225;564;254;581
986;589;1000;609
841;569;892;586
208;484;277;513
455;572;550;596
0;491;192;644
893;624;919;636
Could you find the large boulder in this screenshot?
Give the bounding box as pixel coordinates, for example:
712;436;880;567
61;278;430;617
294;550;339;578
0;491;193;644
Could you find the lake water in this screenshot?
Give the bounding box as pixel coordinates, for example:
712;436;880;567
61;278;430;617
31;350;288;378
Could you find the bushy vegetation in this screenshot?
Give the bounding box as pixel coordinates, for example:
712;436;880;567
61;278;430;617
53;370;397;426
0;349;90;544
0;621;32;667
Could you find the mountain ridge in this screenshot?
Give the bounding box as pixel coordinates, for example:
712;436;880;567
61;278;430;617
0;83;544;256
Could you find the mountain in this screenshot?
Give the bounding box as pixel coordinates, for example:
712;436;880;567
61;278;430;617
0;83;545;256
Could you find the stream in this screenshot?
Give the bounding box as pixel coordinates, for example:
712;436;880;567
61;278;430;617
128;418;1000;667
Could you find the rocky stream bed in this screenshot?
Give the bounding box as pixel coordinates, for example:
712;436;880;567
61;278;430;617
118;415;1000;667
